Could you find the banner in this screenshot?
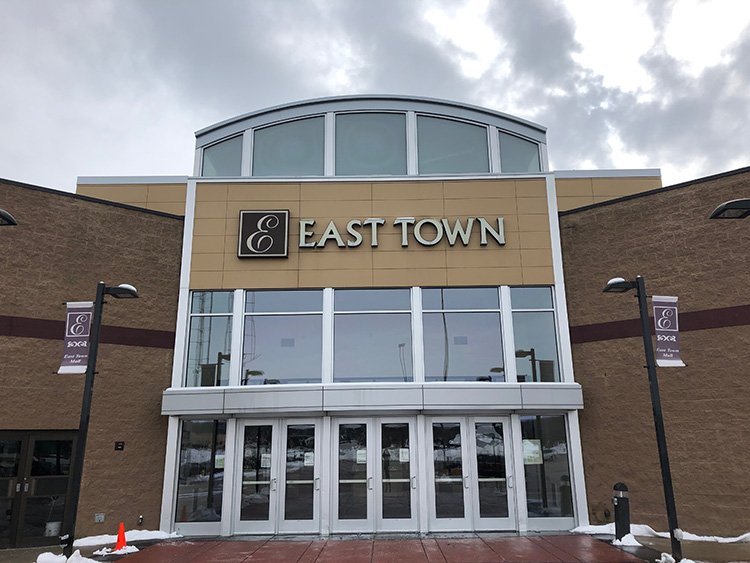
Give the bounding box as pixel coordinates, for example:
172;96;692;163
58;302;93;374
653;296;686;367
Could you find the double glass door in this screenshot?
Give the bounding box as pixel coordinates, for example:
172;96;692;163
333;417;417;533
0;432;76;549
235;419;321;534
428;417;515;531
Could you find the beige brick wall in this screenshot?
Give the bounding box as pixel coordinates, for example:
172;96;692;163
77;183;187;215
190;179;554;289
556;176;662;212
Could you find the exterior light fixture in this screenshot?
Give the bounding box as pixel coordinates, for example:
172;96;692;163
709;198;750;219
602;275;682;561
61;282;139;557
0;208;18;226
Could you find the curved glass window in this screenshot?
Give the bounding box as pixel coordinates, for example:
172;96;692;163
335;113;407;175
253;116;324;176
202;136;242;177
417;116;489;174
499;131;541;173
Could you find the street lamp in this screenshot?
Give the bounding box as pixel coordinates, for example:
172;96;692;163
709;198;750;219
603;275;682;561
60;282;139;557
0;208;18;226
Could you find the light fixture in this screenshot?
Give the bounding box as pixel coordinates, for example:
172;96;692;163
0;208;18;226
105;283;139;299
602;277;637;293
709;198;750;219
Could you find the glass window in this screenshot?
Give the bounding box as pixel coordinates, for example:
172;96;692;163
202;136;242;177
31;440;72;476
186;317;232;387
253;117;324;176
335;113;407;176
521;416;573;518
499;131;541;173
424;313;504;382
513;312;559;382
192;291;234;314
418;116;489;174
176;420;226;523
334;313;412;382
422;287;498;310
510;287;553;309
335;288;410;311
246;290;322;313
242;315;322;385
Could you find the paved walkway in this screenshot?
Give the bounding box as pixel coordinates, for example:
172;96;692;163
119;535;645;563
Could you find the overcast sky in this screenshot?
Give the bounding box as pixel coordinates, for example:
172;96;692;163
1;0;749;192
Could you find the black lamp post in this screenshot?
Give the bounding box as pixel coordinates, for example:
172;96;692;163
709;198;750;219
0;208;18;226
603;275;682;561
60;281;139;557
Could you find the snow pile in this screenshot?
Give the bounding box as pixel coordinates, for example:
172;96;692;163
73;528;181;546
612;533;642;547
573;523;750;543
36;550;98;563
93;545;140;556
656;553;697;563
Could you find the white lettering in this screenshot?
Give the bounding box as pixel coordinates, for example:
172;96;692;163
363;218;385;247
299;220;316;248
346;220;363;247
441;217;474;246
317;220;345;248
414;218;443;246
246;214;279;253
393;217;415;247
478;217;505;246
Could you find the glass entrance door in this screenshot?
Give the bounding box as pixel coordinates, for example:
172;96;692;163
332;418;418;533
0;432;76;549
427;417;515;531
235;420;321;535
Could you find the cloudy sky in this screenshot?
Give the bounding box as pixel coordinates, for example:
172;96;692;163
2;0;749;192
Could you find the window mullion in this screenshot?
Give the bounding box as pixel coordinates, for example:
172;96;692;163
229;289;244;386
500;286;517;383
322;288;334;383
411;287;424;383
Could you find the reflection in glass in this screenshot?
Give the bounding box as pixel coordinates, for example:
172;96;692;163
475;423;508;518
191;291;234;314
0;440;21;542
242;315;322;385
31;441;72;476
432;423;464;519
334;288;410;311
186;316;232;387
418;116;489;174
285;425;315;521
510;287;553;310
334;314;412;382
0;439;21;477
336;113;407;176
522;416;573;518
241;425;274;521
498;131;541;173
202;136;243;177
381;424;411;519
422;287;499;311
246;290;323;313
338;424;368;520
253;117;325;176
423;313;504;382
513;312;559;382
22;496;65;539
176;420;226;523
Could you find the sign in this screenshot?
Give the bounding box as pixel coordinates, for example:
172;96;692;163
356;449;367;464
304;452;315;466
653;295;686;367
238;210;289;258
523;439;543;465
58;302;93;374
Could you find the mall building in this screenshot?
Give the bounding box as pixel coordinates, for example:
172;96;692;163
4;96;745;547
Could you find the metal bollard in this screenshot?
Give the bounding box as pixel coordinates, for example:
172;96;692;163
612;482;630;540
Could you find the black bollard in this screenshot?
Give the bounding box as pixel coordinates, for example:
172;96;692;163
612;482;630;540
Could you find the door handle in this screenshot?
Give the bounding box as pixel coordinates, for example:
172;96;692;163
508;475;513;489
463;476;470;489
367;477;373;490
314;477;320;491
23;483;29;493
271;478;277;492
411;476;417;489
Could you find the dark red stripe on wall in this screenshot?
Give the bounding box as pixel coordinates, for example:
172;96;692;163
0;315;175;349
570;304;750;344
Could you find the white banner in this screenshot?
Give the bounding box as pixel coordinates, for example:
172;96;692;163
58;301;93;374
653;295;686;367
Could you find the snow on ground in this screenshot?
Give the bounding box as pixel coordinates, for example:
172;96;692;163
73;528;181;546
656;553;697;563
36;550;98;563
612;533;642;546
93;545;140;556
573;523;750;543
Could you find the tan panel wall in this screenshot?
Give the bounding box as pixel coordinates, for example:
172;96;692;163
77;183;187;215
556;176;662;212
190;179;554;289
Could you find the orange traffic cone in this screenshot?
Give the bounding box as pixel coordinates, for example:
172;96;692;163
115;522;127;551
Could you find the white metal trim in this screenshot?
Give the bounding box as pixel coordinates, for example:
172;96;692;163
158;416;180;533
229;290;244;387
499;287;517;383
325;112;335;176
566;410;590;528
488;126;501;174
406;111;418;175
220;418;238;536
76;175;189;185
554;168;661;178
509;414;528;533
322;288;334;383
241;130;252;177
411;287;424;383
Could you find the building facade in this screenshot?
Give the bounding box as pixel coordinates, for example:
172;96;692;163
77;96;662;538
